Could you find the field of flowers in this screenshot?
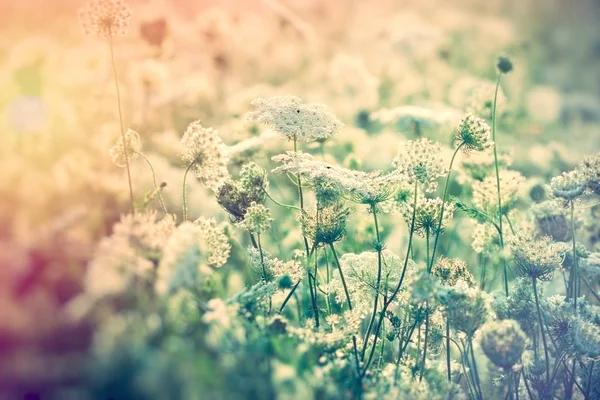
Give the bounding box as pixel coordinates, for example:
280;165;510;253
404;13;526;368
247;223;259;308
2;0;600;399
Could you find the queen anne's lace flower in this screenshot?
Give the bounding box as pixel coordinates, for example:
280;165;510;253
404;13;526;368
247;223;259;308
181;120;229;191
401;196;455;237
480;319;526;369
509;232;561;281
432;257;475;287
549;170;587;205
300;204;350;248
578;153;600;195
453;113;493;154
392;138;446;192
473;170;525;215
79;0;132;39
246;96;343;142
238;202;272;234
109;129;141;167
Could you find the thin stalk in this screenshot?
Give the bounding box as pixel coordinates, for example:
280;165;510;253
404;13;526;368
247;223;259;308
279;280;301;313
257;234;268;282
491;72;509;296
468;337;483;400
361;203;383;359
532;278;550;383
446;317;451;382
419;227;431;382
263;187;301;210
134;151;167;213
109;34;134;213
569;201;579;309
313;247;320;327
362;182;418;378
429;143;464;272
181;163;194;221
585;361;595;399
330;243;352;309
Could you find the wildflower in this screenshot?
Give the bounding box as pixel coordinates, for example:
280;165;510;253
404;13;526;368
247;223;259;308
472;170;525;215
532;200;572;242
247;248;303;283
181;120;229;191
392;138;446;192
453;113;493;154
480;319;526;369
79;0;132;39
193;216;231;267
238;202;272;234
112;210;176;254
401;196;455;237
313;176;343;209
497;56;514;74
300;204;350;248
578;153;600;195
549;170;587;205
438;282;490;337
216;164;267;223
157;219;230;295
246;96;343;142
569;318;600;359
509;232;561;281
471;222;501;254
431;257;475;287
109;128;141;167
239;162;268;203
493;279;537;336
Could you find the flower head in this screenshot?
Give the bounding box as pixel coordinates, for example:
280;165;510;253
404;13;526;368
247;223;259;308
532;200;572;242
300;204;350;247
578;153;600;196
497;56;514;74
509;232;561;281
473;170;525;215
549;170;587;205
438;282;491;337
246;96;343;142
109;129;141;167
79;0;132;39
432;257;475;287
453;113;493;154
181;120;229;191
238;202;272;234
392;138;446;192
401;196;455;237
480;319;526;369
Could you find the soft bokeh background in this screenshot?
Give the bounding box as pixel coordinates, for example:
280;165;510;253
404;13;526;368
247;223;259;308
1;0;599;397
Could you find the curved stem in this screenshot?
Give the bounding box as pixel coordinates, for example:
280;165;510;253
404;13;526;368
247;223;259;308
491;72;509;296
182;163;194;221
134;151;167;213
532;278;550;383
361;203;383;359
361;181;418;378
109;34;134;213
263;187;301;210
429;144;463;272
330;243;352;309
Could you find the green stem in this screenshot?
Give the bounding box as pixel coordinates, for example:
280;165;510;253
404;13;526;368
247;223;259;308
419;228;431;382
429;144;463;272
361;203;383;359
109;34;134;213
257;234;268;281
585;361;595;399
446;318;451;382
134;151;167;214
570;201;579;309
279;280;301;314
361;181;418;378
182;163;194;221
263;187;301;210
532;278;550;383
330;243;352;309
491;72;509;297
468;337;483;400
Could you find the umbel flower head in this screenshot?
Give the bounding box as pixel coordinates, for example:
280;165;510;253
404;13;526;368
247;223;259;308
480;319;526;370
238;202;272;234
473;170;525;216
578;153;600;196
549;170;587;205
79;0;132;39
109;128;141;167
432;257;475;287
453;113;493;154
438;282;490;337
217;162;268;223
300;204;350;248
532;200;572;242
509;231;561;281
401;196;455;237
246;96;344;142
392;138;446;192
181;120;229;191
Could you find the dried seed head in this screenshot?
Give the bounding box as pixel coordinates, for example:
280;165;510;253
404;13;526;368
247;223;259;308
481;319;526;369
79;0;132;39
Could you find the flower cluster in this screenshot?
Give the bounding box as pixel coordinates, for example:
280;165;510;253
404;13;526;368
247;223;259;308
509;232;561;281
431;257;476;287
246;96;344;142
238;202;272;234
181;120;229;191
480;319;526;369
453;113;493;154
549;170;587;205
578;153;600;195
472;170;525;215
392;138;446;192
109;129;141;167
300;204;350;248
401;196;455;237
79;0;132;39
